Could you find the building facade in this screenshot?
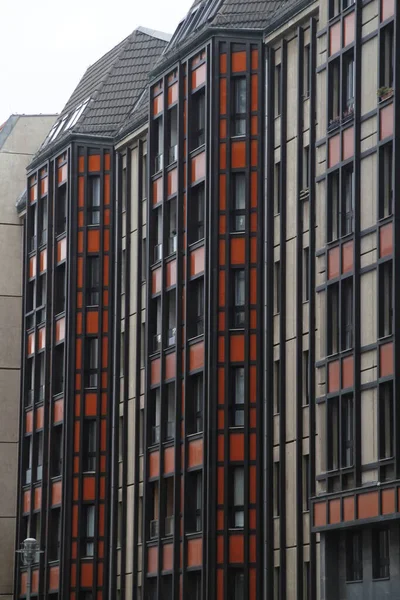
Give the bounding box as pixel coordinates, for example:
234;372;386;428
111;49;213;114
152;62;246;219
0;114;57;600
14;0;400;598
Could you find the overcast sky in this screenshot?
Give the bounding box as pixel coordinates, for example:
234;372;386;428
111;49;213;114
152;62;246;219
0;0;193;125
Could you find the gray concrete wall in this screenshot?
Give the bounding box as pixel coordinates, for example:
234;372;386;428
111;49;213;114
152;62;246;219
0;114;56;598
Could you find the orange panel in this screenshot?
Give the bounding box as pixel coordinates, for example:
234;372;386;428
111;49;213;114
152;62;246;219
78;231;84;253
314;502;327;527
380;342;393;377
163;543;173;571
49;565;59;591
217;569;224;598
75;338;82;370
217;509;224;530
192;63;206;89
328;134;340;167
189;340;204;371
165;260;176;288
78;156;85;173
229;534;244;563
328;247;340;279
328;360;340;393
219;215;226;235
26;411;33;433
74;422;80;453
250;433;256;460
249;534;256;563
250;236;257;263
88;155;100;172
83;476;96;500
342;355;354;389
230;237;245;264
38;327;45;350
34;486;41;510
31;569;39;593
219;271;225;307
191;152;206;183
102;337;108;368
52;481;62;506
104;229;110;252
104;174;110;205
104;208;110;225
217;535;224;563
220;53;227;74
342;126;354;160
249;508;256;529
381;0;395;20
153;177;163;205
343;496;355;521
219;240;226;264
102;310;109;333
230;335;245;362
58;164;67;184
218;367;225;398
23;490;31;513
232;51;246;72
81;562;93;587
165;352;176;380
218;466;224;503
250;309;257;329
36;406;44;429
85;393;97;416
218;409;224;430
151;358;161;384
187;538;202;567
57;238;66;263
30;184;38;204
380;103;394;140
251;140;258;167
218;336;225;362
188;438;203;467
250;366;256;401
29;256;36;279
220;118;227;139
149;451;160;478
251;116;258;136
357;491;379;519
86;311;99;334
39;250;47;273
99;504;105;535
231;140;246;168
251;74;258;112
168;83;178;106
329;21;341;55
250;408;256;428
104;153;111;170
251;49;258;70
380;222;393;257
250;269;257;304
329;499;341;524
230;432;244;461
148;546;158;573
382;488;395;514
220;79;227;115
164;447;175;474
87;229;100;253
218;312;225;331
152;268;162;295
27;332;35;355
97;563;104;586
154;93;164;116
72;505;78;537
218;435;224;461
55;317;65;342
78;176;84;207
342;241;353;273
344;12;355;47
219;174;226;209
168;169;178;195
220;143;227;171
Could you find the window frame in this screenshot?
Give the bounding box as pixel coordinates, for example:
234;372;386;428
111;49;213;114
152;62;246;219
232;269;245;328
87;176;101;225
232;76;247;137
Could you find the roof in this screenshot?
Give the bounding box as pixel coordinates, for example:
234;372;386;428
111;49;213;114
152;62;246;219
34;27;170;160
157;0;311;68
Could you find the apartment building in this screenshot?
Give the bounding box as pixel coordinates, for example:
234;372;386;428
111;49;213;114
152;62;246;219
14;0;400;598
0;114;57;600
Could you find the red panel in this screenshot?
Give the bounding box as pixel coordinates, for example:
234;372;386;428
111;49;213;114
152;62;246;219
34;486;41;510
251;49;258;70
342;355;354;389
219;240;226;264
251;75;258;112
187;538;202;566
168;168;177;195
88;155;100;172
314;502;327;527
192;152;206;182
380;342;393;377
26;410;33;433
219;271;225;307
164;447;175;474
357;491;379;519
36;406;44;429
81;562;93;587
152;268;162;295
342;241;353;273
29;256;36;279
231;141;246;168
219;174;226;209
217;569;224;598
165;352;176;380
52;481;62;506
151;358;161;385
328;134;340;167
38;327;45;350
188;438;203;467
168;83;178;106
153;93;164;116
230;335;245;362
230;433;244;461
83;476;96;501
190;245;205;275
220;79;227;115
329;499;341;524
381;0;394;20
87;229;100;253
232;51;246;72
220;53;227;74
380;103;394;140
189;341;204;371
251;140;258;167
23;490;30;513
31;569;39;593
218;467;224;504
382;488;395;514
192;63;206;89
229;534;244;563
149;451;160;478
39;249;47;273
344;12;355;47
153;177;163;205
218;435;224;461
49;566;59;591
329;21;341;55
343;496;355;521
342;126;354;160
380;222;393;257
163;543;173;571
328;360;340;393
220;119;227;139
230;237;245;264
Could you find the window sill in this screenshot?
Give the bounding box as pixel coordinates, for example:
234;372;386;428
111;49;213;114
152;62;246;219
189;143;206;158
230;134;246;141
346;579;363;585
372;577;390;582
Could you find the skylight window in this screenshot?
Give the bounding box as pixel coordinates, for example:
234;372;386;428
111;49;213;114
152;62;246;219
41;97;91;149
65;97;91;130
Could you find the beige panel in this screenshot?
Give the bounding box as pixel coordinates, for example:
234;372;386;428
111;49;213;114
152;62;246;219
361;388;377;465
285;239;297;339
315;402;326;476
361;36;378;115
362;468;378;485
360;153;377;231
0;370;20;443
302;405;310;439
316;68;327;138
128;316;138;400
274;518;280;550
303;513;310;545
127;398;136;485
286;141;298;241
285;340;297;442
286;38;298;141
0;517;16;594
0;443;18;515
285;441;297;547
286;546;298;600
129;230;139;316
315;179;326;249
274;117;281;150
126;484;135;571
0;225;22;297
360;270;377;346
0;298;21;369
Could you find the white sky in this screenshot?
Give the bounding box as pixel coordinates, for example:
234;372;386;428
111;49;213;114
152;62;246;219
0;0;193;125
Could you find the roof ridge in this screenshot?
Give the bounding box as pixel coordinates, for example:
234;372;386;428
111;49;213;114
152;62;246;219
136;26;172;42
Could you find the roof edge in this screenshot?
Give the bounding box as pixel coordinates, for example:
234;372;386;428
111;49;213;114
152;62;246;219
137;26;172;42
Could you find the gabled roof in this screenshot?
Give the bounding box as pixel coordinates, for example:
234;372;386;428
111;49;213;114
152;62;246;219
35;27;170;160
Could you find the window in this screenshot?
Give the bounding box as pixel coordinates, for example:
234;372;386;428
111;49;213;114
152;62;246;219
302;146;310;190
379;381;394;460
304;45;310;98
232;270;245;328
37;352;45;402
327;398;339;471
168;106;178;164
230;467;244;528
379;142;393;218
153;206;163;262
56;184;66;235
342;166;354;236
190;277;204;337
327;395;353;470
327;170;340;242
82;505;95;557
232;173;246;231
343;53;354;111
24;435;33;484
55;263;66;314
152;296;161;352
232;367;245;426
186;471;202;532
28;204;37;252
327;283;339;355
37;274;46;323
303;455;309;511
26;359;34;406
275;63;282;116
274;567;280;600
31;513;41;556
51;425;63;477
274;359;281;414
167;290;176;346
188;373;203;434
303;350;309;406
342;278;353;351
342;394;353;467
380;23;394;90
303;562;310;599
53;344;64;395
39;197;47;245
149;481;159;538
274;261;280;314
165;477;174;536
379;260;393;337
233;77;246;136
274;162;281;214
303;247;309;301
230;570;244;600
346;531;363;581
192;90;205;149
153;116;163;172
189;183;205;243
166;383;175;441
187;572;201;600
83;420;96;471
168;199;177;254
88;176;100;225
150;388;161;444
273;461;280;516
35;431;43;481
372;528;390;579
85;338;98;388
48;508;61;561
86;256;100;305
122;165;127;212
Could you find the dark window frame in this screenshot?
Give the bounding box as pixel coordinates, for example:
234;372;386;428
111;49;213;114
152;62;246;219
372;528;390;580
346;530;363;582
232;76;247;136
87;176;101;225
232;269;245;328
